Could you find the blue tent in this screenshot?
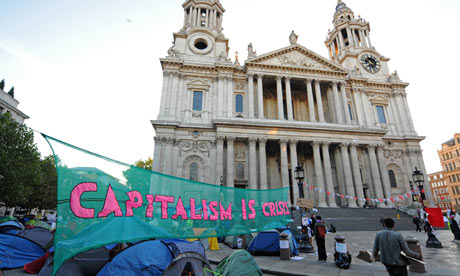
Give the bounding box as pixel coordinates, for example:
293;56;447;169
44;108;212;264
0;220;23;234
96;240;173;276
0;233;46;269
247;229;299;256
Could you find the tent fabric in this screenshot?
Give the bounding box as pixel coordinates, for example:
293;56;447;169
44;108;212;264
17;227;54;250
38;247;110;276
0;233;46;269
0;216;18;223
161;239;206;258
247;229;299;256
215;250;263;276
96;240;173;276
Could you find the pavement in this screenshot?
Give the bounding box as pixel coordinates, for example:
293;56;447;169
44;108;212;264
2;230;458;276
207;230;460;276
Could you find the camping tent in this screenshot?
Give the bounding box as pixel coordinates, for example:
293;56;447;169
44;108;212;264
215;250;263;276
38;246;110;276
161;239;206;257
96;240;173;276
0;233;46;269
17;227;54;251
0;220;24;234
247;229;299;256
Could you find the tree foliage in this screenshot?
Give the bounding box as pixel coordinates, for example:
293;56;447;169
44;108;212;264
134;157;153;171
0;113;57;209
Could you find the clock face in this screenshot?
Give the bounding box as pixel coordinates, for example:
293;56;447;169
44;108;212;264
360;54;381;73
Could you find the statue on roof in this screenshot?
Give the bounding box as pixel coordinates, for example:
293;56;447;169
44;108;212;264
289;30;298;45
247;43;257;59
0;79;4;90
8;86;14;97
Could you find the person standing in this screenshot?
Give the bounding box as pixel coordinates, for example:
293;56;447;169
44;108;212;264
412;216;422;232
380;215;385;228
315;215;327;262
373;218;421;276
310;214;317;237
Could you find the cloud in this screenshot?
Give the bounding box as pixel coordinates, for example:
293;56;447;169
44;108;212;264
0;34;39;64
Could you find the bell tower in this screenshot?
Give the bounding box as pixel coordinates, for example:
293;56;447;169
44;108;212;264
167;0;230;64
325;0;391;80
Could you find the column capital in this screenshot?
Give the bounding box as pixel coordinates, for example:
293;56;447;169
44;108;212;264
216;136;225;144
247;73;255;78
314;79;322;84
257;73;264;79
248;136;257;145
306;78;313;84
376;143;385;150
163;137;174;145
340;142;350;148
226;136;235;144
276;75;283;81
340;81;347;86
366;144;377;150
321;141;331;148
312;140;322;148
289;139;298;146
279;139;288;146
258;137;267;145
349;142;359;149
284;76;291;81
154;136;162;145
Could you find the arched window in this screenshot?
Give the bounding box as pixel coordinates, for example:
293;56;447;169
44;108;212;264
388;170;397;188
236;163;245;180
189;163;198;181
235;94;243;113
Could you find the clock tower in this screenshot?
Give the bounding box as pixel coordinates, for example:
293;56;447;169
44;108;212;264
325;0;391;81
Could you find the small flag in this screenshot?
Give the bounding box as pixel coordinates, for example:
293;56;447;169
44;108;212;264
327;191;331;195
341;194;344;198
399;195;404;200
390;198;395;202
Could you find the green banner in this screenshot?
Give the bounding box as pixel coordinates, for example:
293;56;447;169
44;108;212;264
42;134;291;275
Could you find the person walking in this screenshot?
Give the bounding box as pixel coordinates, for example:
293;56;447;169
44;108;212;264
314;215;327;262
373;218;421;276
412;216;422;232
310;214;317;237
380;215;385;229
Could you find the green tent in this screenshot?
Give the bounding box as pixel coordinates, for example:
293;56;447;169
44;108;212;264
0;216;18;223
215;250;263;276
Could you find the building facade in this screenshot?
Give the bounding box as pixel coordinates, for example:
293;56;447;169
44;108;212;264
428;172;451;213
151;0;431;208
438;134;460;209
0;79;29;123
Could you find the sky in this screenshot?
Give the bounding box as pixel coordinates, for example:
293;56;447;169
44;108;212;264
1;0;459;174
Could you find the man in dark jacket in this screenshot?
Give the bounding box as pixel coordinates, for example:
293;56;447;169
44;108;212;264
314;216;327;262
412;216;422;232
373;218;421;276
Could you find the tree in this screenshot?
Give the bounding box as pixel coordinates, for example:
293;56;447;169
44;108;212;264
0;112;41;207
134;157;153;171
31;155;57;210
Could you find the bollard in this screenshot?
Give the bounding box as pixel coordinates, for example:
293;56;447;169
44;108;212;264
405;237;425;273
280;233;290;260
334;235;352;269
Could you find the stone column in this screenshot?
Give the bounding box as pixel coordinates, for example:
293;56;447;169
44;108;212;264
153;136;162;172
196;8;201;26
360;30;368;47
188;7;193;25
217;76;224;117
350;143;365;206
205;9;209;27
248;74;255;118
367;144;385;207
248;137;257;190
280;140;290;202
332;82;343;124
289;140;300;201
259;137;268;189
340;82;351;124
306;79;316;122
314;80;325;123
285;77;294;120
171;139;180;177
352;29;359;47
366;30;373;48
401;92;415;133
276;76;284;120
159;72;170;117
334;148;347;206
257;74;264;119
226;137;235;188
312;141;328;207
227;76;233;117
163;137;174;175
216;136;225;185
352;88;365;126
338;29;345;48
377;144;392;201
346;28;354;47
321;141;338;207
165;72;174;116
340;143;358;207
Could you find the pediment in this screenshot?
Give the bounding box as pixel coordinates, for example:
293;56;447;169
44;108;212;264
370;95;389;105
186;78;210;89
247;44;347;73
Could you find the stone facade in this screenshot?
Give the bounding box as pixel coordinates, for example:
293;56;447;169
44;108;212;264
437;133;460;210
428;172;451;213
151;0;431;207
0;79;29;124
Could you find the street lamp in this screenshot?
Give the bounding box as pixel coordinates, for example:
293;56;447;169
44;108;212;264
294;163;314;253
220;176;223;186
412;167;442;248
294;163;305;199
409;181;417;202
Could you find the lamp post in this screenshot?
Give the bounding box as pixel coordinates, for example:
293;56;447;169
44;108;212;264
409;181;416;202
412;167;442;248
220;176;223;186
294;163;314;253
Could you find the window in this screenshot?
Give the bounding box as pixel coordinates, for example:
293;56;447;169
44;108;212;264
189;163;198;181
449;163;453;171
453;187;456;195
456;186;460;195
446;165;449;171
454;162;457;169
449;176;452;182
376;105;386;123
348;103;353;120
192;91;203;111
235;94;243;113
236;163;245;180
388;170;397;188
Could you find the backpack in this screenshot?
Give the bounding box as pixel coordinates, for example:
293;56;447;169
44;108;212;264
317;223;326;238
